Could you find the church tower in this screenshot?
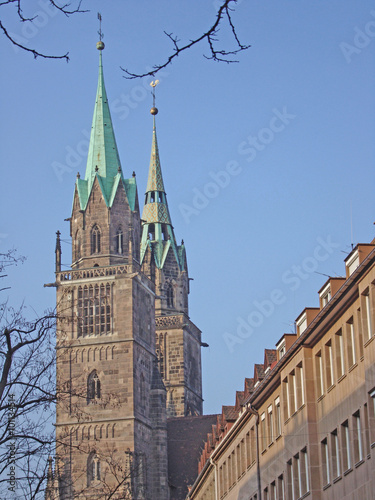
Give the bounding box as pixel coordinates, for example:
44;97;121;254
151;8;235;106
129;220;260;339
53;41;169;499
140;89;203;417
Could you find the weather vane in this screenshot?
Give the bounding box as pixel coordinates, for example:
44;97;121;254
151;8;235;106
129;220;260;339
98;12;104;41
150;80;159;115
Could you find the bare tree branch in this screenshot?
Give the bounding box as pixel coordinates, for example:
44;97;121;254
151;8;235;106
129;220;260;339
0;0;88;61
122;0;250;79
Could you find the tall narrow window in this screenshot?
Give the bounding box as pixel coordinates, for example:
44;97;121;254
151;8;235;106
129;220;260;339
290;371;297;414
321;438;330;486
87;370;101;402
283;377;290;419
369;389;375;446
331;429;340;479
296;363;304;408
91;224;101;254
261;412;266;451
268;404;274;444
353;411;363;464
341;420;351;471
278;474;285;500
275;396;281;437
87;452;100;485
325;341;334;388
115;227;123;254
301;448;309;495
347;318;356;367
315;351;324;398
357;307;364;358
167;283;174;308
335;330;345;378
74;230;81;261
363;290;373;341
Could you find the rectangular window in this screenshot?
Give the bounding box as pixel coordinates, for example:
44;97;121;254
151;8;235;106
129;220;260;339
287;460;294;500
331;429;340;479
250;426;256;466
297;363;305;407
364;290;373;341
321;438;330;486
291;455;300;500
263;487;268;500
325;340;334;388
236;443;241;480
341;420;351;471
245;431;251;469
275;397;281;437
271;481;277;500
335;329;345;378
357;307;364;358
268;405;274;444
315;351;324;397
289;371;297;414
369;389;375;446
299;448;309;495
353;411;363;464
278;474;285;500
346;317;356;367
363;403;370;458
261;412;266;451
283;377;290;419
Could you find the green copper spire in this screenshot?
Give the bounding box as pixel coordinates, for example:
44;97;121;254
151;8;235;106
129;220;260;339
84;42;121;196
140;99;185;270
74;42;137;211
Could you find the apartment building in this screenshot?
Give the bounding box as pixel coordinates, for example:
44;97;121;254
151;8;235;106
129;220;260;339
188;241;375;500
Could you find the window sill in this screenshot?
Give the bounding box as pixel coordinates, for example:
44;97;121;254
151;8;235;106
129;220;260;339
327;384;335;393
349;363;358;373
337;373;346;384
323;483;331;491
268;441;274;449
355;459;365;468
276;434;282;441
317;394;325;403
364;336;374;348
298;492;310;499
371;442;375;449
333;476;342;484
343;468;353;476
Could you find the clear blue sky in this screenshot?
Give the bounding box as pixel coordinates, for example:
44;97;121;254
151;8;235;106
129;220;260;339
1;1;374;415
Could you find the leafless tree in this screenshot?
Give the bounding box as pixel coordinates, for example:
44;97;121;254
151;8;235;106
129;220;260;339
0;0;87;60
122;0;250;79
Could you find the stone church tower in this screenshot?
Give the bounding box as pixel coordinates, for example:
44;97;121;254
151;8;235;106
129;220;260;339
49;41;203;499
140;96;203;418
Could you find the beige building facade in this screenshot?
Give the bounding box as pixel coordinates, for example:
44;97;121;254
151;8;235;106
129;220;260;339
188;242;375;500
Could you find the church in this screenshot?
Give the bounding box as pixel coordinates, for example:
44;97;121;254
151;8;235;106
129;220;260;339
46;40;215;499
46;39;375;500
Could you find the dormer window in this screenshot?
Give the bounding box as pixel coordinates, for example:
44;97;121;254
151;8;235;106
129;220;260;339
276;339;286;359
91;225;101;254
319;282;332;308
346;249;359;276
296;313;307;336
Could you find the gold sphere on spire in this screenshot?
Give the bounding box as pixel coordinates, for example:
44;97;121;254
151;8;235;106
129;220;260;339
150;107;158;115
97;41;105;50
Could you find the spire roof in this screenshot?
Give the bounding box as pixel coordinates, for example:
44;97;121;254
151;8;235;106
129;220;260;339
140;111;185;270
73;42;137;212
146;118;166;193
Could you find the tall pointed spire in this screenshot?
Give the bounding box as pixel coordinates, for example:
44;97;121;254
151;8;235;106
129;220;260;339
84;40;122;195
74;40;130;211
140;84;184;270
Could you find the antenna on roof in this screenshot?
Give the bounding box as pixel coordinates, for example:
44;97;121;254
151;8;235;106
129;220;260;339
98;12;104;41
350;200;354;250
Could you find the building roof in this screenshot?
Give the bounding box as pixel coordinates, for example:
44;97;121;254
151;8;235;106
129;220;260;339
167;414;218;500
74;44;137;212
140;114;186;270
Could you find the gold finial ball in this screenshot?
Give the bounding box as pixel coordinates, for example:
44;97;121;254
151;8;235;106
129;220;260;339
150;107;158;115
97;41;105;50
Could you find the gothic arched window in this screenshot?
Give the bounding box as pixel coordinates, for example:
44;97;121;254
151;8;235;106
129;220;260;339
74;230;81;261
116;227;123;254
87;451;100;486
87;370;101;403
78;283;111;337
167;283;174;308
91;225;101;254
